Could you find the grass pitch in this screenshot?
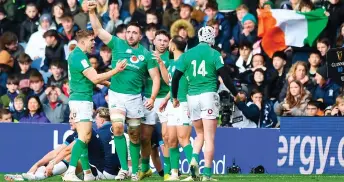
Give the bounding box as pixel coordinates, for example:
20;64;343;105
2;174;344;182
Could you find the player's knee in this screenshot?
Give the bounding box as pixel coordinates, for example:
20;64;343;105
112;122;124;136
178;137;190;147
168;138;178;148
79;131;92;144
162;132;169;143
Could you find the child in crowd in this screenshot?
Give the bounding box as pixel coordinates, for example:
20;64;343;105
12;96;26;122
330;95;344;116
308;50;322;82
0;108;12;122
47;61;67;89
0;75;25;112
17;53;37;93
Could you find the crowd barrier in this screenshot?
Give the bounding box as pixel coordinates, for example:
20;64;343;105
0;117;343;174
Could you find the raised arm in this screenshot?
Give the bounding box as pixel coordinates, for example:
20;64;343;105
88;2;112;44
153;51;169;85
83;59;127;84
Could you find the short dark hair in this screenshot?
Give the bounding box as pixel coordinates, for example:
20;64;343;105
155;30;170;40
171;35;187;52
18;53;33;64
43;29;59;39
29;70;44;82
75;29;94;41
307;100;320;108
238;41;252;50
108;0;119;6
127;21;143;34
272;51;287;61
60;13;74;21
181;3;193;12
115;24;127;34
317;37;330;47
206;0;218;11
250;88;263;98
7;75;19;85
0;108;11;119
145;23;158;32
207;19;220;27
146;9;158;16
0;32;18;50
50;60;63;68
309;49;321;58
100;45;111;52
26;3;38;9
26;95;44;114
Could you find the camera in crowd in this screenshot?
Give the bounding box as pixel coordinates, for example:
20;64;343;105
219;90;235;127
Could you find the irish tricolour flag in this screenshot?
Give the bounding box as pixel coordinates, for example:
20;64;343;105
258;9;328;57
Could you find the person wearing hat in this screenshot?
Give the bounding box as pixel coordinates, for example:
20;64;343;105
241;13;257;44
313;65;341;108
170;19;197;50
25;13;57;63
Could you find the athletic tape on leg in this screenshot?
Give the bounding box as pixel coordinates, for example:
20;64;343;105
110;113;125;123
128;119;141;130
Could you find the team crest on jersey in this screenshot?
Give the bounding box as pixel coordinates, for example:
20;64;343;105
208;109;213;114
130;55;139;63
138;55;145;61
126;49;132;53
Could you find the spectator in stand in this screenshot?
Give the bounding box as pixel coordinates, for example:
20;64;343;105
93;84;108;110
89;56;101;72
141;23;157;51
336;23;344;48
131;0;161;28
290;0;313;12
58;14;79;45
19;3;39;44
25;14;56;63
191;0;206;23
16;53;38;94
105;0;131;34
231;4;248;49
330;94;344;116
52;2;68;29
238;53;267;83
98;45;112;73
246;68;271;100
0;7;14;36
19;95;50;123
42;29;66;72
163;0;181;29
0;50;14;76
0;108;12;122
0;0;15;21
39;86;69;123
47;61;67;89
232;90;260;128
0;75;25;112
307;50;322;83
235;42;253;73
240;13;257;44
203;1;231;49
28;71;45;98
313;65;341;108
0;32;25;63
68;0;88;30
316;38;330;61
61;79;69;97
12;96;26;122
207;19;231;64
274;80;311;116
305;100;323;116
323;0;344;46
279;61;313;102
170;19;197;50
180;3;198;30
115;24;126;40
270;51;288;101
97;0;110;21
145;9;159;26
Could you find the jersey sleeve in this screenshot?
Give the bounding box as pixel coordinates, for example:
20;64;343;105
175;54;187;73
71;53;91;72
214;51;224;70
146;51;158;70
106;36;120;50
64;132;76;145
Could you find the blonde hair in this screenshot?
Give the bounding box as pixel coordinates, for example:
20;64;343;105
286;61;308;80
236;4;249;11
97;0;109;16
334;94;344;107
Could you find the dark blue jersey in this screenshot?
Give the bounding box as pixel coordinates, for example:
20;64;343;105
64;130;105;172
97;122;121;175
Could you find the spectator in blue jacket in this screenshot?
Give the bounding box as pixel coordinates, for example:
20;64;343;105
313;65;341;108
93;84;108;110
203;0;231;52
19;95;50;123
231;4;248;47
240;13;257;44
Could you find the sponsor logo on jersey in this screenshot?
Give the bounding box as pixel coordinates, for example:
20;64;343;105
81;59;90;68
130;55;139;63
138;55;144;61
208;109;213;114
126;49;132;53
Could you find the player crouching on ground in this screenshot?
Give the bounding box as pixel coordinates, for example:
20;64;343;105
158;35;194;181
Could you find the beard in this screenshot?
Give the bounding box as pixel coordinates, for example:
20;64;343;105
127;39;139;47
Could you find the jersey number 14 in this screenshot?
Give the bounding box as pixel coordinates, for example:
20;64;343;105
191;60;208;77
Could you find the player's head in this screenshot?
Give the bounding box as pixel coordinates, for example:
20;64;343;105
95;107;110;129
125;22;143;47
0;109;12;122
76;29;95;54
169;35;187;53
68;112;76;131
154;30;170;54
198;26;215;46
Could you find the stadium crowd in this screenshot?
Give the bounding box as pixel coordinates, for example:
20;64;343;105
0;0;343;126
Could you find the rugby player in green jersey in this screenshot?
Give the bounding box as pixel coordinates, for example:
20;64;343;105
171;26;239;181
140;30;171;180
88;2;161;181
63;30;127;181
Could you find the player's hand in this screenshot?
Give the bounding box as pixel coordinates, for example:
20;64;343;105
152;51;163;64
144;98;155;110
172;98;180;108
115;59;127;72
45;162;54;177
159;98;169;112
